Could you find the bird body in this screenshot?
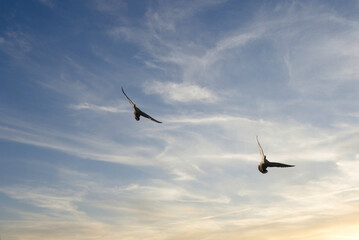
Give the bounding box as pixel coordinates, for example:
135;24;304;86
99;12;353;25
256;136;294;174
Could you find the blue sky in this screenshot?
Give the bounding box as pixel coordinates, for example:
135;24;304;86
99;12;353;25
1;0;359;239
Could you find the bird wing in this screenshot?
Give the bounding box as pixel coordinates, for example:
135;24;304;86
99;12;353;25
268;162;295;168
121;87;135;107
256;136;265;163
139;110;162;123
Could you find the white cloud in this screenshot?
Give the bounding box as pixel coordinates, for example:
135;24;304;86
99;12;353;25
68;102;127;113
267;6;359;95
122;183;230;203
204;30;263;64
143;81;217;103
0;117;158;167
0;185;82;213
172;169;197;181
0;31;32;59
145;0;227;33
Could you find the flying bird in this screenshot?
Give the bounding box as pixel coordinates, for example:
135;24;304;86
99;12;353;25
121;87;162;123
256;136;294;174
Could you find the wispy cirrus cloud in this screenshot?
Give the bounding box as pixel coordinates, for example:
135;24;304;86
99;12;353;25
254;3;359;98
144;0;227;32
0;116;158;166
0;185;83;213
68;102;127;113
2;1;359;239
0;31;33;59
107;0;260;91
117;182;231;204
143;81;217;103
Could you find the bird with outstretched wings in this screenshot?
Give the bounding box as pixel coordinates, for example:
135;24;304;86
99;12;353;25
121;87;162;124
256;136;294;174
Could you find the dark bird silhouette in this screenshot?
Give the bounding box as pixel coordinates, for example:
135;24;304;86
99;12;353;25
121;87;162;123
256;136;294;174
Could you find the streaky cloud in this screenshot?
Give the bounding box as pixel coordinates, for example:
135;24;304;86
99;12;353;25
68;102;127;113
143;81;217;103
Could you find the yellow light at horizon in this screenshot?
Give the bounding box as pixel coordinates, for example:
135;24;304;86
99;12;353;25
334;236;359;240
